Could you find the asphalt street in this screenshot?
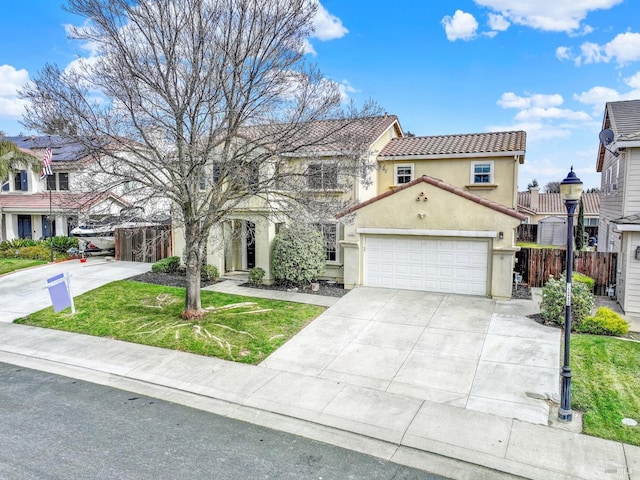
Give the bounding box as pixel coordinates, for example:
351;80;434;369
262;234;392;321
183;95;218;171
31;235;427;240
0;362;452;480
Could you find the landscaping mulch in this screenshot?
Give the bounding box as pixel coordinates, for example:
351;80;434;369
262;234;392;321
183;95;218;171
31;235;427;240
128;271;220;289
240;280;348;298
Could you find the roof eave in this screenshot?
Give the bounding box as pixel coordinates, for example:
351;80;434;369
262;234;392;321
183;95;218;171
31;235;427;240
377;151;525;161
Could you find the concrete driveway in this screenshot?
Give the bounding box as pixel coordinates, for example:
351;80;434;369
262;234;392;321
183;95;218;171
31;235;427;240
0;257;151;323
261;287;560;425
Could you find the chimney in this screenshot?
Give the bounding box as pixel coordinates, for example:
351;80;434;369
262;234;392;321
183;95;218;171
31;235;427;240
530;186;540;211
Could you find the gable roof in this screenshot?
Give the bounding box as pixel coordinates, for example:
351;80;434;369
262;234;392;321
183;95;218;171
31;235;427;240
377;131;526;161
597;99;640;171
0;191;130;212
239;114;403;157
338;175;525;220
517;191;600;216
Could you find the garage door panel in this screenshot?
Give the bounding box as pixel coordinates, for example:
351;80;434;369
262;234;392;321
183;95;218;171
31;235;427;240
364;236;488;296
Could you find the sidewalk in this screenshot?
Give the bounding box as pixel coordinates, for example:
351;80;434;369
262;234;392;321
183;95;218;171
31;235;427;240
0;282;638;479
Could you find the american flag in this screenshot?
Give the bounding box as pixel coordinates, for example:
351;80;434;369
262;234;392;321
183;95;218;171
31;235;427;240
40;147;53;180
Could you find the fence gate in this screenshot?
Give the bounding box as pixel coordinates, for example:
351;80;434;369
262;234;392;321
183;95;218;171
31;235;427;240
115;225;172;263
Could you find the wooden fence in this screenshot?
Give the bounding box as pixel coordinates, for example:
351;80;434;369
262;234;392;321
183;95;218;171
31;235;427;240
515;248;616;296
115;225;172;263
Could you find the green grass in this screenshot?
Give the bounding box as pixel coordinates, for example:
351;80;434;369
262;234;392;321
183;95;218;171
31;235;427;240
0;258;47;275
15;280;323;365
572;335;640;446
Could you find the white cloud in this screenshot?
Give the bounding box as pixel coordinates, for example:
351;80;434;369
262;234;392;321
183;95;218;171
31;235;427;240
488;13;510;32
0;65;30;120
555;32;640;67
441;10;479;41
514;107;591;122
498;92;564;109
556;46;573;61
311;2;348;41
473;0;623;33
574;71;640;110
338;79;358;103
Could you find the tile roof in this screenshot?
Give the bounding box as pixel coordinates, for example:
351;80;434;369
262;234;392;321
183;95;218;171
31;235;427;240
238;115;402;156
517;191;600;215
338;175;525;220
377;131;526;158
611;213;640;225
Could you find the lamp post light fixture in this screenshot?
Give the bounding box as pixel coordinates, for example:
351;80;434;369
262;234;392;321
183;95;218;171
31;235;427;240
558;166;583;423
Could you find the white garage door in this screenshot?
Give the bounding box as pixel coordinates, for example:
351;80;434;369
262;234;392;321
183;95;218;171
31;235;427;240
364;236;489;295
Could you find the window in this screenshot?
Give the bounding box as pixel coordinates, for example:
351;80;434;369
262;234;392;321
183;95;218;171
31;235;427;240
308;163;338;190
212;163;222;184
395;164;413;184
46;172;70;191
471;162;493;184
585;218;599;226
59;173;69;191
198;173;206;191
315;223;338;261
14;170;28;191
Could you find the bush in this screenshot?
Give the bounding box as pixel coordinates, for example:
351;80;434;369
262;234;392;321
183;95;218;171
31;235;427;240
573;272;595;291
0;245;52;260
577;307;630;336
0;239;39;250
248;267;265;286
151;256;180;273
46;236;79;254
540;273;595;330
201;264;219;282
271;224;325;287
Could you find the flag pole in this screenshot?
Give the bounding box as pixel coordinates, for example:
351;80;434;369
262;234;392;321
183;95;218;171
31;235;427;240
49;186;53;262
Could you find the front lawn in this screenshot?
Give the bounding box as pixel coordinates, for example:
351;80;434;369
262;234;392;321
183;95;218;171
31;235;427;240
15;280;323;365
0;258;47;276
572;335;640;446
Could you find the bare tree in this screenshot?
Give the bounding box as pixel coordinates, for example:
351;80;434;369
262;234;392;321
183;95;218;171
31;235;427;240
21;0;380;318
544;181;560;193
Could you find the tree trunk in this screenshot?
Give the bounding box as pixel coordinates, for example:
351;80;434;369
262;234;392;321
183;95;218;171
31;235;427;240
182;223;205;319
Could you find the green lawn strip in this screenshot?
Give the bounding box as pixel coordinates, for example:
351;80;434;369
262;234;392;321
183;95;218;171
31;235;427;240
15;280;323;365
0;258;47;275
571;335;640;446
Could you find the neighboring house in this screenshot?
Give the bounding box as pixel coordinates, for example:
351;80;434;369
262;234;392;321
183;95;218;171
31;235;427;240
0;136;130;241
596;99;640;314
517;189;600;245
183;125;526;299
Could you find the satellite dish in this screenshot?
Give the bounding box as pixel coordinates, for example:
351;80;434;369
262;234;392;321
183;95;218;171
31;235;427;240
599;128;615;146
599;128;619;157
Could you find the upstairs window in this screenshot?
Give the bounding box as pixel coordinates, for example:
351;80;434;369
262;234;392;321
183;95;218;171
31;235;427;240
395;164;413;184
14;170;28;191
46;172;70;191
471;161;493;184
308;163;338;190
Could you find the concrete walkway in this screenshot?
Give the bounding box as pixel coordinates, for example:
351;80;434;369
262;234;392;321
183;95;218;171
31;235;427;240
0;268;638;479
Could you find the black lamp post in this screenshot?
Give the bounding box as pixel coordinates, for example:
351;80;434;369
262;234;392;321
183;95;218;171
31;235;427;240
558;166;583;423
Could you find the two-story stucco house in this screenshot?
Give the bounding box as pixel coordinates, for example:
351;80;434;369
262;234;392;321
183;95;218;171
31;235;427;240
596;99;640;314
182;124;527;299
0;136;130;241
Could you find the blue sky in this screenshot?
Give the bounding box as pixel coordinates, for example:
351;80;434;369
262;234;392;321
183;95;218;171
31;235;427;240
2;1;640;190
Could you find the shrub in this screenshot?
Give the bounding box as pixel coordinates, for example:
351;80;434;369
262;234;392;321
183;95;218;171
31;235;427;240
46;236;79;254
540;273;595;330
0;239;39;250
577;307;630;336
201;264;219;282
0;245;52;260
573;272;595;291
248;267;265;286
271;224;325;286
151;256;180;273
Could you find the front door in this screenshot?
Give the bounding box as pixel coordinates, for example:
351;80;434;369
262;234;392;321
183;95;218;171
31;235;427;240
17;215;32;239
41;216;55;239
246;221;256;269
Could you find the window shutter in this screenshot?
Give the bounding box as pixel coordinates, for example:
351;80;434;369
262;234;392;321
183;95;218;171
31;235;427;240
20;170;28;191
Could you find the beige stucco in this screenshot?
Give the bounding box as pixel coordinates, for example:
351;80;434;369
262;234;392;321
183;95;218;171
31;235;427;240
341;181;521;299
378;156;520;209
